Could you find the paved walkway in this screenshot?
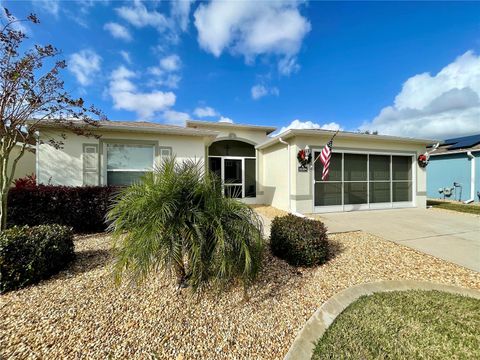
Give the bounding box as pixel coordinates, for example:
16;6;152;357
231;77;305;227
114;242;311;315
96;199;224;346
316;208;480;272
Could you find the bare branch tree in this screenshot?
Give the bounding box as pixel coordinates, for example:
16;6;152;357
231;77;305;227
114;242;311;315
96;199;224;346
0;8;105;230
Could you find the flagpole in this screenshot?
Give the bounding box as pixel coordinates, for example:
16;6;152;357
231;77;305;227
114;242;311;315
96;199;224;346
312;129;340;165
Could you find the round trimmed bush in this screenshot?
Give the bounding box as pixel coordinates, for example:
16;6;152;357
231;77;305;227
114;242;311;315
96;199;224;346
270;214;329;267
0;224;74;293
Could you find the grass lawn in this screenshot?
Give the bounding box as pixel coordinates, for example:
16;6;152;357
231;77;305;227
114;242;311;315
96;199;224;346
312;290;480;359
427;199;480;215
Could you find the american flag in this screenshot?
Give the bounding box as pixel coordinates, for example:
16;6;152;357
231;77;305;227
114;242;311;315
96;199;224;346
319;138;334;181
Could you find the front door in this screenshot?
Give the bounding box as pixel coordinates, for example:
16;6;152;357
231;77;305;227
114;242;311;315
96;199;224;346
208;157;245;198
223;158;243;198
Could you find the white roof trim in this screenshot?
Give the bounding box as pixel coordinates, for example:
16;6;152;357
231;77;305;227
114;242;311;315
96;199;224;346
97;123;218;137
186;120;276;133
35;121;219;138
430;148;480;156
256;129;437;150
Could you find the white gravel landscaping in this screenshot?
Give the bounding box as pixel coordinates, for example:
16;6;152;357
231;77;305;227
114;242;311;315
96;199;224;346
1;209;480;359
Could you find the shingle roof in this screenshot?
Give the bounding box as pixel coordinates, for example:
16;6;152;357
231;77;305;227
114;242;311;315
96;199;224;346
186;120;277;134
35;120;219;137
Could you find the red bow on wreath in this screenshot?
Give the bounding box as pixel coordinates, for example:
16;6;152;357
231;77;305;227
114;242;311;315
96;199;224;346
417;154;429;168
297;149;312;167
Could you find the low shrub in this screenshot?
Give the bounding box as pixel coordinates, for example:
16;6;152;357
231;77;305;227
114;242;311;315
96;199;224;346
7;185;118;233
13;173;37;189
270;214;329;267
0;224;74;292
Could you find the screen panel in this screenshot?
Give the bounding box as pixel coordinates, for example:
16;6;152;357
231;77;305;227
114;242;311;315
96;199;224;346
369;155;390;181
314;152;342;181
314;182;342;206
392;156;412;181
245;158;256;197
369;182;391;203
344;154;367;181
344;182;368;204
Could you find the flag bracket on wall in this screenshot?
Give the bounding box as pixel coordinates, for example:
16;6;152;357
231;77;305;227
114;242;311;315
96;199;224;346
312;130;339;181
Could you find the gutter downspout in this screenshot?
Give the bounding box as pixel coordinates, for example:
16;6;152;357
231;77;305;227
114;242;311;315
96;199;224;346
278;137;292;212
464;151;475;204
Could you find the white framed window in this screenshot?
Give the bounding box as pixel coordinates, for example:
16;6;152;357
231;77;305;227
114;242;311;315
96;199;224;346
106;144;155;185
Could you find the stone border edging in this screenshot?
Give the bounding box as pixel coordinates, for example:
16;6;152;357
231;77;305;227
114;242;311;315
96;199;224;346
284;280;480;360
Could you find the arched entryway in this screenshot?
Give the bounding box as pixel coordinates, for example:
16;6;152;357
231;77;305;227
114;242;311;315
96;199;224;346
208;140;256;198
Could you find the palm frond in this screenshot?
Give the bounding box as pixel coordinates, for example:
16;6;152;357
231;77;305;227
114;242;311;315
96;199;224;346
107;157;264;293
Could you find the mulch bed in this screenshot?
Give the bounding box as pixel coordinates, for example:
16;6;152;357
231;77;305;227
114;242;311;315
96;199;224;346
2;211;479;359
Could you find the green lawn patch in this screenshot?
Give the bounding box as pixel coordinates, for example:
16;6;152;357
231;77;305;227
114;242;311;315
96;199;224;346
312;290;480;359
427;199;480;215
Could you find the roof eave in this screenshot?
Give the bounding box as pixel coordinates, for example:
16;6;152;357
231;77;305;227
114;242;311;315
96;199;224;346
186;120;277;134
257;129;437;150
98;124;218;137
430;148;480;156
35;122;219;138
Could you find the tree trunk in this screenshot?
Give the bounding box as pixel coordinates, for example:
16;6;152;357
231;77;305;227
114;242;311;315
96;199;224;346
174;261;188;288
0;186;7;231
0;142;26;231
0;153;9;232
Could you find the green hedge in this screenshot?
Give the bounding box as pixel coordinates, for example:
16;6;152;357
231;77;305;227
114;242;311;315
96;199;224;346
270;214;329;267
0;224;75;293
8;186;118;233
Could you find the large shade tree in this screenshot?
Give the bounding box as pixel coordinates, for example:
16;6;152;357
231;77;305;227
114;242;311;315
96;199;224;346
0;8;104;230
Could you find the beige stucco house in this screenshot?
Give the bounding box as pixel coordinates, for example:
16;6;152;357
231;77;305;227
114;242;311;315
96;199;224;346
35;120;433;214
7;144;36;182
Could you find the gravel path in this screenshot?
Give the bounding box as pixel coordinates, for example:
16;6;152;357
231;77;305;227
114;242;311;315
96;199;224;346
2;212;480;359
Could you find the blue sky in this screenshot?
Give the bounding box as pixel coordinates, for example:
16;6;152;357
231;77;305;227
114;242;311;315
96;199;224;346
3;1;480;139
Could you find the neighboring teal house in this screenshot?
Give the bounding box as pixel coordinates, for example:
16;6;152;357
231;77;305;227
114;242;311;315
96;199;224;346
427;134;480;203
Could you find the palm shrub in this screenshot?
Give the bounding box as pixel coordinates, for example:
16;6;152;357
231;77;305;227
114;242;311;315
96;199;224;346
107;158;264;293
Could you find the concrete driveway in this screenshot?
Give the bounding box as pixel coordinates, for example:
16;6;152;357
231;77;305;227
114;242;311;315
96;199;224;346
316;208;480;272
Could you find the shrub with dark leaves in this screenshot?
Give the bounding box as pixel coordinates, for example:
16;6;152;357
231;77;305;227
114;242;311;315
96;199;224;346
0;224;74;292
270;214;329;267
13;173;37;189
7;185;118;233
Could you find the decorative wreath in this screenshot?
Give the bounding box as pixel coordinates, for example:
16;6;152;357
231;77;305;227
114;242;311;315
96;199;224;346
297;149;312;167
417;154;429;168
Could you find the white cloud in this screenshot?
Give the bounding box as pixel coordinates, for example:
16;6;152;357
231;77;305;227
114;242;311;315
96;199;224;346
120;50;132;64
219;116;234;124
34;0;60;17
194;0;310;75
362;51;480;139
108;65;176;120
116;0;169;32
251;84;279;100
193;106;219;118
76;0;96;14
147;54;182;88
160;54;181;72
68;49;102;86
276;119;342;135
170;0;195;31
104;22;132;42
278;56;300;76
148;74;182;89
162;110;190;126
